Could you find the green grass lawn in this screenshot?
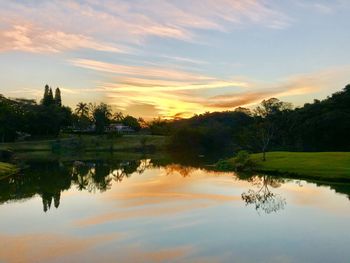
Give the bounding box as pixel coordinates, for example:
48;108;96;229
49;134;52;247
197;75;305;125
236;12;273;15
0;162;18;179
251;152;350;181
0;135;167;152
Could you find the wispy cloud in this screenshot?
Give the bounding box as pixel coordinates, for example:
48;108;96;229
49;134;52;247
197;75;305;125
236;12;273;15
0;24;124;53
0;0;291;55
1;1;348;119
70;58;215;81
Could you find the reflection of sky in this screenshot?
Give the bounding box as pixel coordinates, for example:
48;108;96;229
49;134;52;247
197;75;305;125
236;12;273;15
1;166;350;262
1;1;350;118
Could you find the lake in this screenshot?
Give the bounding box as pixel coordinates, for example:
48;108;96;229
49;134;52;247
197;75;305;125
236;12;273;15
0;157;350;263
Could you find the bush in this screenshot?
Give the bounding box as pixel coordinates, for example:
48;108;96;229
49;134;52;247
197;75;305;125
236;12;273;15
234;150;255;171
215;150;256;172
216;159;236;171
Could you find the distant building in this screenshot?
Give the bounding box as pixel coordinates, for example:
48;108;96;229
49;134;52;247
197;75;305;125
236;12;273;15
15;131;31;141
106;123;135;133
72;124;96;133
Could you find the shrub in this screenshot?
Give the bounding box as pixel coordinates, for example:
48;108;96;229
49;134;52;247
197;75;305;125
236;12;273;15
215;150;256;172
234;150;255;171
216;159;236;171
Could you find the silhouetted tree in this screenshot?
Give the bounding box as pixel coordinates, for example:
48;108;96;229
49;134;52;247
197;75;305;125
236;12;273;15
75;102;89;117
123;115;141;131
54;87;62;107
113;112;124;122
253;98;292;161
92;103;112;134
42;85;54;106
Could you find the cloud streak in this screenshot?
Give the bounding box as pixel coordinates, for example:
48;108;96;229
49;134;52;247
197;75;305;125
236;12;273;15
0;0;291;54
70;58;215;81
0;24;124;53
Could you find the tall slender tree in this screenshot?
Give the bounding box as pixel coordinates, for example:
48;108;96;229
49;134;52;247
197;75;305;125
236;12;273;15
54;87;62;107
48;87;54;104
42;85;54;106
42;85;50;106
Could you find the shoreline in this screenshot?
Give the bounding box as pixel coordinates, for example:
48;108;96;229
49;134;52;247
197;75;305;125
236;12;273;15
216;151;350;184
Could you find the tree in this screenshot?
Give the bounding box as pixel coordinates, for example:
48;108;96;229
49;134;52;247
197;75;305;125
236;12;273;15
122;115;141;131
41;85;55;106
0;95;19;142
75;102;89;118
74;102;90;132
113;112;124;122
254;98;291;161
54;88;62;107
92;103;112;134
138;117;147;129
235;107;252;116
42;85;51;106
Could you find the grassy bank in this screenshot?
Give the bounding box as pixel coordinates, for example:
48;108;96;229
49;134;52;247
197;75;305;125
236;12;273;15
0;135;167;152
0;162;19;179
219;152;350;182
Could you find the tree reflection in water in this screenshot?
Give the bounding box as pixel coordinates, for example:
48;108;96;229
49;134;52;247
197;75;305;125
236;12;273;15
241;175;286;214
71;159;152;193
0;159;153;212
1;159;349;214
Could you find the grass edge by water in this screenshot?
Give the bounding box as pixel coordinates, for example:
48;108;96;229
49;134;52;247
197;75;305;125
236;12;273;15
217;152;350;183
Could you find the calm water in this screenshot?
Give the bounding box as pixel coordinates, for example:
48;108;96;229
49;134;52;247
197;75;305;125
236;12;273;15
0;157;350;263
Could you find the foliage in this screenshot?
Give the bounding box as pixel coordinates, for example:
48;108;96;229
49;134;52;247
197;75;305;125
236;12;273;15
148;118;171;135
216;150;255;171
234;150;255;171
167;84;350;155
122;115;141;131
92;103;112;134
167;110;253;155
54;88;62;107
215;159;236;171
0;87;71;141
0;162;18;178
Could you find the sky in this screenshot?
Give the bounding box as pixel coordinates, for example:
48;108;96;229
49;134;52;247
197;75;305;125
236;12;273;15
0;0;350;119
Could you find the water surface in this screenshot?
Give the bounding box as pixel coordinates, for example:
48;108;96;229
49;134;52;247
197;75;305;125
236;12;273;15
0;158;349;263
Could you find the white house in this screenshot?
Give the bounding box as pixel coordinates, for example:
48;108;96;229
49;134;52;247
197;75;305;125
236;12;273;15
106;123;134;133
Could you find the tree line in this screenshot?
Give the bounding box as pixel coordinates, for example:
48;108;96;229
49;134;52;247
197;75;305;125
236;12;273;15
155;84;350;156
0;85;71;141
0;85;142;142
1;84;350;155
73;102;142;134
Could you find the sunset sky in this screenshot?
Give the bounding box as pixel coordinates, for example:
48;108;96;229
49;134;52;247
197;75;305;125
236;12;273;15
1;0;350;119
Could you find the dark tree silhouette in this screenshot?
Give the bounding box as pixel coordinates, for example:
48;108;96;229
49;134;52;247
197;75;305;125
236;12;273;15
54;87;62;107
42;85;54;106
253;98;292;161
92;103;112;134
122;115;141;131
75;102;89;117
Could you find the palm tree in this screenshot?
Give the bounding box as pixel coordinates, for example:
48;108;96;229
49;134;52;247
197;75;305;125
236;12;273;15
75;102;89;117
113;112;124;122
